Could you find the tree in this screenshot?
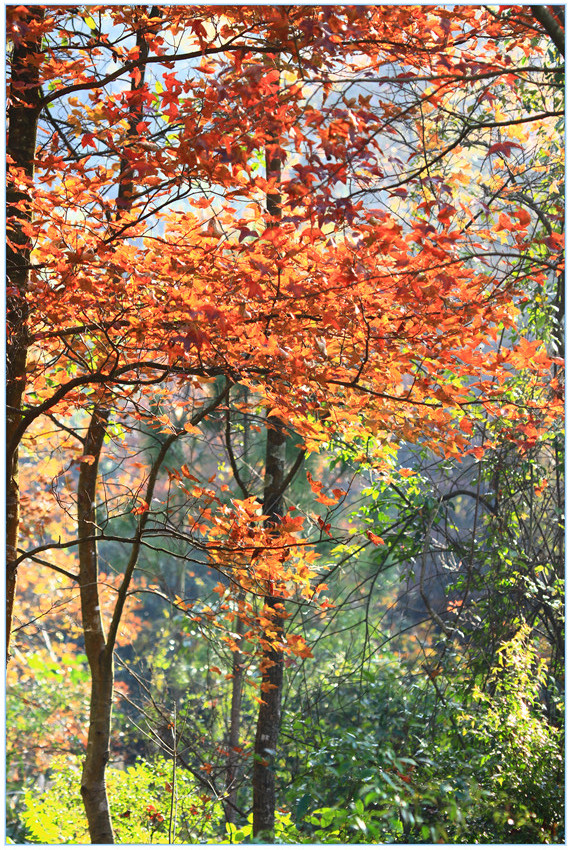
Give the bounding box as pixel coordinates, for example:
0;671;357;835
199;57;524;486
8;5;563;843
7;6;45;662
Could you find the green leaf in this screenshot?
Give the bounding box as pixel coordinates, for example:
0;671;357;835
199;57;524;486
354;816;367;833
295;792;312;823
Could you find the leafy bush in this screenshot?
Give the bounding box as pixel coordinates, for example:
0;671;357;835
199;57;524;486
280;626;563;844
448;625;564;843
20;756;223;844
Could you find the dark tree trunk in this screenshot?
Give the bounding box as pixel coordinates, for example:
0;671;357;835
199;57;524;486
251;60;288;836
77;408;115;844
224;598;245;824
530;6;565;56
252;416;287;839
6;8;44;663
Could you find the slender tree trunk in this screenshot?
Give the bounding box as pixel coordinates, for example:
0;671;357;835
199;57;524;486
251;60;288;837
77;408;115;843
223;389;250;823
252;416;287;839
224;595;245;824
6;8;44;663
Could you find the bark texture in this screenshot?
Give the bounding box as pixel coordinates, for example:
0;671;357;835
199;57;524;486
6;8;44;663
251;67;288;836
252;416;287;839
78;408;114;844
224;599;245;824
530;5;565;56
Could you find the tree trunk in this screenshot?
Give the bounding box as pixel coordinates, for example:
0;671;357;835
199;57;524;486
223;391;249;824
6;8;44;663
251;61;287;836
81;657;115;844
251;593;285;838
252;416;287;839
530;6;565;56
224;597;245;825
77;407;115;844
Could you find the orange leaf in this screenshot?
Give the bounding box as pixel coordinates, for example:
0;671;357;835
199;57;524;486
306;471;322;494
513;208;531;227
316;492;338;506
77;454;96;465
366;531;384;546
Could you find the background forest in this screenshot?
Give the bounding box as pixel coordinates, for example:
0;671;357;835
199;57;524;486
6;4;564;845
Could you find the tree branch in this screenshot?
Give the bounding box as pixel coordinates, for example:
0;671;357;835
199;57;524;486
104;382;231;656
530;6;565;56
225;396;251;499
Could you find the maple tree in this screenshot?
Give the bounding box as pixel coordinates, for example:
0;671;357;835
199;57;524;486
7;4;563;843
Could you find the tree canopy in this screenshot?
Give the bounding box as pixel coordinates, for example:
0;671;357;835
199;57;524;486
6;4;564;845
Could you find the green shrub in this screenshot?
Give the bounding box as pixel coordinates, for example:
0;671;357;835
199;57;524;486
20;756;223;844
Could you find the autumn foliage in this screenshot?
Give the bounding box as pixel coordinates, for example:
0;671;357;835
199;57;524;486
7;4;563;844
